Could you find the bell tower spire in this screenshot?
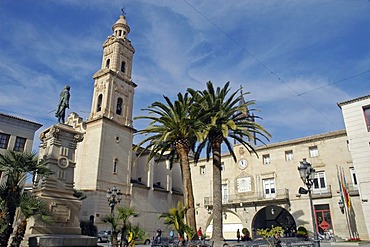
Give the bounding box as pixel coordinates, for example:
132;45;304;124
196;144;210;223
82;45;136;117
88;13;136;127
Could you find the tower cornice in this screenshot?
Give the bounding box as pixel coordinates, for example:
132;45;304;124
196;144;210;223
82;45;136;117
92;68;137;88
103;35;135;53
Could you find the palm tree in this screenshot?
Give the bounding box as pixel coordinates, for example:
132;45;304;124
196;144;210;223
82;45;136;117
159;201;193;245
189;81;271;245
0;150;52;247
130;225;147;245
101;214;120;247
102;206;140;247
134;92;201;233
10;192;52;247
117;206;139;246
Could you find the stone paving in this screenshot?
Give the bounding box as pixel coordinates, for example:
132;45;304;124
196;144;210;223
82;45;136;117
99;241;370;247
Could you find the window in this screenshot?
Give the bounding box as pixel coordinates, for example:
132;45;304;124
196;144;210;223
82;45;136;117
105;59;110;68
13;136;26;152
221;162;225;171
113;158;118;173
97;94;103;112
285;150;293;161
0;133;10;149
222;183;228;204
363;106;370;131
116;98;123;115
313;171;327;192
263;178;276;198
309;146;319;157
121;61;126;73
350;167;358;189
263;154;270;165
200;165;206;175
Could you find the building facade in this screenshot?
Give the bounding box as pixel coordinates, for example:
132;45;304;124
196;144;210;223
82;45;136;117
338;95;370;239
0;112;42;181
191;129;369;240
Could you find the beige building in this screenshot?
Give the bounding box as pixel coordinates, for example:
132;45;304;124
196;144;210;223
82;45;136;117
68;15;182;237
191;129;369;240
338;95;370;239
0;112;42;181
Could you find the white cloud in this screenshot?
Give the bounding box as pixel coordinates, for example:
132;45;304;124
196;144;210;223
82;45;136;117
1;0;369;146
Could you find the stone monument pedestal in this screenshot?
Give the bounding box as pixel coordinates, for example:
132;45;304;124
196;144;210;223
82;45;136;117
28;235;97;247
24;124;96;246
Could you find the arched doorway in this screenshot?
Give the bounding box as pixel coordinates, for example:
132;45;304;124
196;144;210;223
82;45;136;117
205;211;243;239
252;205;296;238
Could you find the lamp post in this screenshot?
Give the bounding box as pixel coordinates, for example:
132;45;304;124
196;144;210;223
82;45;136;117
298;158;320;247
106;186;123;215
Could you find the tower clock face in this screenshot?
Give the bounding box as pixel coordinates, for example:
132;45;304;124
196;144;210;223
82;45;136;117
239;159;248;170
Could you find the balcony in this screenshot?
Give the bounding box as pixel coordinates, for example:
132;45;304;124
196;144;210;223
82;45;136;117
204;189;289;208
312;185;332;199
347;183;359;196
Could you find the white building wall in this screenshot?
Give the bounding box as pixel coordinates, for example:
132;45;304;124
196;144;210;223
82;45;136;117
0;113;42;183
0;113;42;155
339;95;370;239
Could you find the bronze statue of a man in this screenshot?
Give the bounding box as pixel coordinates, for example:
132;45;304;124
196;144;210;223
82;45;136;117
55;85;70;123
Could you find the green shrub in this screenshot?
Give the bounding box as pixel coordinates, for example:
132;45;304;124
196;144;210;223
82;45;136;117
297;226;308;238
242;228;249;236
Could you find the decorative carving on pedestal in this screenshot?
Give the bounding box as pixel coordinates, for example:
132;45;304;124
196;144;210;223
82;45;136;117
50;202;71;223
58;156;69;169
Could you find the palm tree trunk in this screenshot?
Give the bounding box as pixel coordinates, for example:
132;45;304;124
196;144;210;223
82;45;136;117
178;146;197;235
211;141;224;245
10;218;28;247
112;232;119;247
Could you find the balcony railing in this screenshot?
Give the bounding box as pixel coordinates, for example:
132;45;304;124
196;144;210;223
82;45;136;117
312;185;332;199
204;189;289;207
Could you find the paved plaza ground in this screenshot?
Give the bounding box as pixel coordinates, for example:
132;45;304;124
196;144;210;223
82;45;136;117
98;240;370;247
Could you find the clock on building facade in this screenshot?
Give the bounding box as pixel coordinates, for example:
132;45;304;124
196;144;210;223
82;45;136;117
238;158;248;170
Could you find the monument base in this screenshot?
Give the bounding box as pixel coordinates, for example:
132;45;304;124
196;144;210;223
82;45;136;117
28;234;97;247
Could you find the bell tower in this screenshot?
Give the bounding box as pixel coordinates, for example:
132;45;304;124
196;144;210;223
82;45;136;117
73;14;136;222
89;14;136;126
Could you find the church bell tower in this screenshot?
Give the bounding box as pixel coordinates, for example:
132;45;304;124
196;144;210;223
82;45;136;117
74;14;136;222
89;14;136;125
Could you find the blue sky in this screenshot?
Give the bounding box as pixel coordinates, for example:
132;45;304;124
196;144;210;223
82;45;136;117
1;0;370;151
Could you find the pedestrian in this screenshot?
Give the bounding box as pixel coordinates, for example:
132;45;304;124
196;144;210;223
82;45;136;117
273;233;282;247
197;227;203;239
155;229;162;243
237;229;241;242
170;230;174;239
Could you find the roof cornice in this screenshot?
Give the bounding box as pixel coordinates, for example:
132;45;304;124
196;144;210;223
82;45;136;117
337;95;370;108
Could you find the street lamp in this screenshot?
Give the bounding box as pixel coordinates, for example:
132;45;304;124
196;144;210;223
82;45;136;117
106;186;123;214
298;158;320;247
